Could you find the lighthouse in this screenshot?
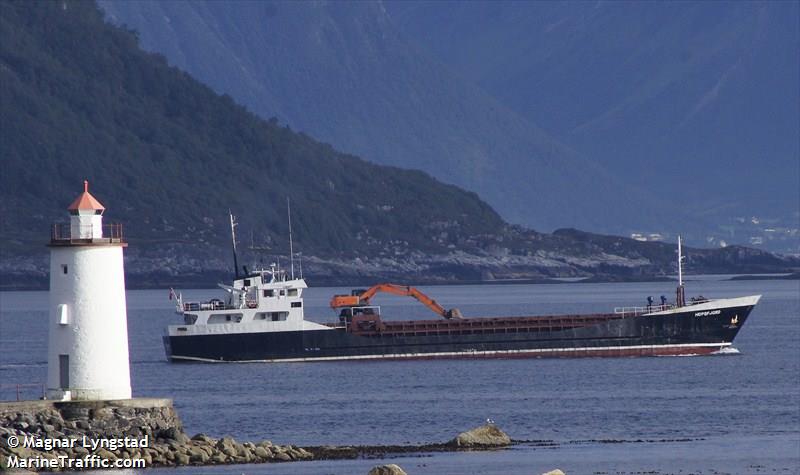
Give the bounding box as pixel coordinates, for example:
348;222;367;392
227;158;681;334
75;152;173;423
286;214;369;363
46;181;132;400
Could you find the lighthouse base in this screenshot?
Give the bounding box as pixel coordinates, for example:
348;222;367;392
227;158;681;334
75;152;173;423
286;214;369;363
46;386;131;401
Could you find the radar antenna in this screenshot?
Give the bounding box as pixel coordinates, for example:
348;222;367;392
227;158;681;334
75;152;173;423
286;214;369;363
287;197;295;280
676;235;686;307
229;211;239;279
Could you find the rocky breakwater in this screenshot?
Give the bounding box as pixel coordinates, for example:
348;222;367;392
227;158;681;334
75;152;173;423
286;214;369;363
308;423;513;460
0;399;311;471
448;423;511;448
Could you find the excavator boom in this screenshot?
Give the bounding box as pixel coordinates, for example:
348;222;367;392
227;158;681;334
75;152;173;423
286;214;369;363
330;283;463;319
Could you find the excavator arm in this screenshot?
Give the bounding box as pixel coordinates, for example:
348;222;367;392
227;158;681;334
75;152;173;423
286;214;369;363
330;283;463;319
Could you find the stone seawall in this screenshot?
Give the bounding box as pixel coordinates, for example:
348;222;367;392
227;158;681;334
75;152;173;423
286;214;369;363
0;398;311;471
0;400;524;472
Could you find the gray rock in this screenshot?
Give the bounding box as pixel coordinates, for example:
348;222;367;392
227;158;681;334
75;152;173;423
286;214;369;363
214;436;236;450
187;446;206;458
166;439;183;451
297;447;313;458
287;446;312;460
222;446;237;458
174;453;190;465
368;464;408;475
191;433;215;444
449;424;511;447
253;446;272;459
197;444;215;457
234;442;248;457
161;426;186;442
73;445;89;455
189;451;209;464
95;448;117;461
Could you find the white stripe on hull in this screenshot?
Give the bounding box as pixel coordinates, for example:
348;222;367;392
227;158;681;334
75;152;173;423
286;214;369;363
169;342;732;363
645;295;761;316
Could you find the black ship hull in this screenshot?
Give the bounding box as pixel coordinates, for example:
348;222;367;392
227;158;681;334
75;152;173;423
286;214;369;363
164;301;756;363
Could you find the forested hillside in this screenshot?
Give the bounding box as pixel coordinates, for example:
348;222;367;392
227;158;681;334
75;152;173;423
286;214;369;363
0;0;503;258
98;0;672;236
1;1;795;288
100;0;799;253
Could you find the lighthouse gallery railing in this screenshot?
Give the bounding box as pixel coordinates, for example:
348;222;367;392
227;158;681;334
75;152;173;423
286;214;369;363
50;223;125;244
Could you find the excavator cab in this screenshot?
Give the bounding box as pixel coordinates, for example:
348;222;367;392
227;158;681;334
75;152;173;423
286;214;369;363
330;283;463;320
338;305;380;319
338;306;383;332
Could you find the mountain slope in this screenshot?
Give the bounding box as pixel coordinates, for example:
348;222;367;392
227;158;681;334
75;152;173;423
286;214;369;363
387;1;800;234
0;0;503;258
1;0;795;290
97;0;674;234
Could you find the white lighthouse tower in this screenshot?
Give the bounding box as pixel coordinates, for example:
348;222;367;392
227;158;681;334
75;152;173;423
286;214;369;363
46;181;132;400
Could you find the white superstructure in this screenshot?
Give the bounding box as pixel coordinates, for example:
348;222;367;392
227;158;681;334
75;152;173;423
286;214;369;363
47;181;132;400
168;266;332;338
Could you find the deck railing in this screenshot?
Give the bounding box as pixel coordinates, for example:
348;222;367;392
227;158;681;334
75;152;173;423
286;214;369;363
0;383;45;401
613;304;674;316
182;300;230;312
50;223;124;244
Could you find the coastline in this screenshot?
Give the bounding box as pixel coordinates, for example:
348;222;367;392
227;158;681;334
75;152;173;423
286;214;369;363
3;271;795;292
0;400;518;472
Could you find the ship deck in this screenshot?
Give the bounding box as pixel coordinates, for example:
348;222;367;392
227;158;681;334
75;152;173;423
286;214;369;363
326;312;627;338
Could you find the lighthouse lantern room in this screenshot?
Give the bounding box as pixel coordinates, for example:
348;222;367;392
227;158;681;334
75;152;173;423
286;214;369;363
47;181;132;400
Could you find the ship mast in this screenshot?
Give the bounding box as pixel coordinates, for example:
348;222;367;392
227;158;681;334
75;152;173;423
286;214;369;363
676;235;685;307
287;197;295;280
230;211;240;279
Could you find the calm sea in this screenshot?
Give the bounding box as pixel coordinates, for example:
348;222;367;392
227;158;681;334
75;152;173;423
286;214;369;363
1;278;798;475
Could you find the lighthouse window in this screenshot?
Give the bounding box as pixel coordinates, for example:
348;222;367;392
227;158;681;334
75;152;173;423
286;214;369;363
59;354;69;388
62;264;68;274
57;304;69;325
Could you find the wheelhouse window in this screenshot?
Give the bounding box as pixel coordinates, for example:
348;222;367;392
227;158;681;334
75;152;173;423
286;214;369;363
270;312;288;321
208;313;243;324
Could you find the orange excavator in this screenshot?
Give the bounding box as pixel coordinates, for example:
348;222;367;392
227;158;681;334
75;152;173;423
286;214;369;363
330;283;464;320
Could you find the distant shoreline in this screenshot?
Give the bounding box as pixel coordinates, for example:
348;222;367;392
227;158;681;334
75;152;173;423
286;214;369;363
1;272;795;292
728;272;799;281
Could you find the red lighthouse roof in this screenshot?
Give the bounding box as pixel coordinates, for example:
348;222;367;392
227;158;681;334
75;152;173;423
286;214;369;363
67;180;105;212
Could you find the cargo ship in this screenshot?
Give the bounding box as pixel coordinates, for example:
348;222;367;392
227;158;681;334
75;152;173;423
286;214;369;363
163;234;759;362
